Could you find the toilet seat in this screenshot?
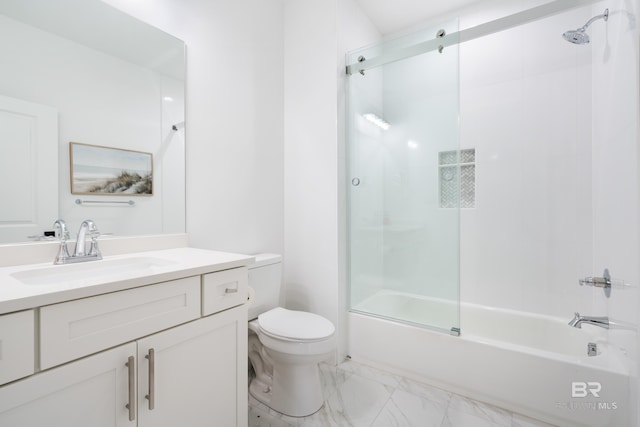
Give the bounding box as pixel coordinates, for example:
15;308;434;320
258;307;335;342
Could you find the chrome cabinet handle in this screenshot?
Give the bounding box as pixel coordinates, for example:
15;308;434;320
145;349;155;410
125;356;136;421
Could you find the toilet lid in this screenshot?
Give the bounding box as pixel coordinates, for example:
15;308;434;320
258;307;335;341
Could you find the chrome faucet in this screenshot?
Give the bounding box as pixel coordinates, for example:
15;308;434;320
568;312;609;329
53;219;102;265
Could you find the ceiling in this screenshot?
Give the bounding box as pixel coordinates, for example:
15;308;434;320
354;0;484;35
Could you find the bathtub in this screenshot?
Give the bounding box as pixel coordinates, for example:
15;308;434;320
349;291;630;427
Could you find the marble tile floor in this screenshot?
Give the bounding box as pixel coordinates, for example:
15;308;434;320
248;360;557;427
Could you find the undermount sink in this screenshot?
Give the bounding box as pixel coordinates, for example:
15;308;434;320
10;257;177;286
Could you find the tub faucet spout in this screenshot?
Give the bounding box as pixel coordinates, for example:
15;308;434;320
568;312;609;329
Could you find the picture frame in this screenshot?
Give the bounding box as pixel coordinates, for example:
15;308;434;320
69;142;153;196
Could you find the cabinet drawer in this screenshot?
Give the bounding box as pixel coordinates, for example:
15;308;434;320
202;267;248;316
40;277;201;369
0;310;34;385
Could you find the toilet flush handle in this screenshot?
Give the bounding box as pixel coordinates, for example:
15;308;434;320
225;288;238;294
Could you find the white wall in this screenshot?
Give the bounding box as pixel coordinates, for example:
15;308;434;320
103;0;285;255
283;0;379;359
459;4;595;319
283;0;339;343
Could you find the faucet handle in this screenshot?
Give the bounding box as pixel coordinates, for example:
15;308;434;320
87;229;102;258
579;276;611;288
81;219;98;233
53;219;71;265
53;219;70;241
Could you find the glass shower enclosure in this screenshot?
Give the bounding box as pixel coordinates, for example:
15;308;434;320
347;20;462;334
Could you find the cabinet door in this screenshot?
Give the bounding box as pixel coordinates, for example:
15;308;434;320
0;309;35;385
0;342;136;427
137;305;247;427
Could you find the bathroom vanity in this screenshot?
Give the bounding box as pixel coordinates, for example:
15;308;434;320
0;244;251;427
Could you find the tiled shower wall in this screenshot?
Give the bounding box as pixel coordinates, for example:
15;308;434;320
458;4;596;319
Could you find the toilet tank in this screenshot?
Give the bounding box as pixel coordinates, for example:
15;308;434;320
248;254;282;320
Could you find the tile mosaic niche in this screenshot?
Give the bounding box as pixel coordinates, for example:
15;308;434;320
439;149;475;209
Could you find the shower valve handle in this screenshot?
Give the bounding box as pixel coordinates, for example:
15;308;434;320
579;277;611;288
579;269;611;289
578;269;612;298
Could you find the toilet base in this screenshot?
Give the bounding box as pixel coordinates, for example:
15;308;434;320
249;353;326;417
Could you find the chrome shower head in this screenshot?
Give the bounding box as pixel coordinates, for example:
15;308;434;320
562;8;608;45
563;28;590;44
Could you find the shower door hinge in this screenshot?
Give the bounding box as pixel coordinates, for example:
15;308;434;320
450;327;460;337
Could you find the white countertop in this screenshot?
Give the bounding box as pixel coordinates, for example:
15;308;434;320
0;247;254;315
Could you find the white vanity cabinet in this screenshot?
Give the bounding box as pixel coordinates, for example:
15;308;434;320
0;263;249;427
0;342;136;426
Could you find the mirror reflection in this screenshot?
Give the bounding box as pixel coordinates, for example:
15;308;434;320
0;0;186;244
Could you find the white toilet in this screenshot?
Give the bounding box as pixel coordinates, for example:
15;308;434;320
247;254;335;417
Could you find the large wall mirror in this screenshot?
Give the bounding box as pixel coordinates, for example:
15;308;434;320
0;0;185;244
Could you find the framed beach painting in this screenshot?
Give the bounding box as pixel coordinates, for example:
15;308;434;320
70;142;153;195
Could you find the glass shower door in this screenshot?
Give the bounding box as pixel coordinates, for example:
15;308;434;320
347;20;461;333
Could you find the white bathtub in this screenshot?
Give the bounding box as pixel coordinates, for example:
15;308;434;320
349;291;630;427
